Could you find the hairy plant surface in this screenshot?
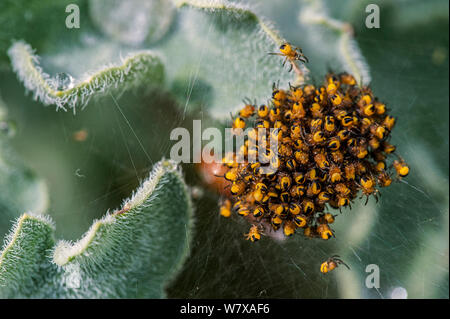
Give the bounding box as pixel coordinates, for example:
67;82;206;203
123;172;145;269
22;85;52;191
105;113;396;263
0;0;448;298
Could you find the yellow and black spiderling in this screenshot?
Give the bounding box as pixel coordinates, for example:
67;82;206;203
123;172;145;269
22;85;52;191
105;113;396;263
269;43;309;72
217;45;409;242
320;255;350;274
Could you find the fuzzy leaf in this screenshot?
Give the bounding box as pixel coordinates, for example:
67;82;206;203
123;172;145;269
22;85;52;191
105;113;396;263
7;40;165;112
0;160;192;298
157;0;310;119
244;0;371;86
0;0;88;67
297;0;371;85
89;0;176;46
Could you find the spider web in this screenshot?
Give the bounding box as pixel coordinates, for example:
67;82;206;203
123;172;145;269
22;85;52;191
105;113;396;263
0;0;448;299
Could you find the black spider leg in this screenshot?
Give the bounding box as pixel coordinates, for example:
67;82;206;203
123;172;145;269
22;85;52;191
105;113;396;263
335;257;351;270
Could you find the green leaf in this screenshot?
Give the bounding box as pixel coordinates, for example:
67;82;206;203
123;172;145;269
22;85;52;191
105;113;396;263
0;0;88;67
0;214;55;295
156;0;310;119
7;40;165;112
323;0;449;31
2;0;166;111
0;99;49;232
89;0;176;46
248;0;371;85
0;159;193;298
297;0;371;85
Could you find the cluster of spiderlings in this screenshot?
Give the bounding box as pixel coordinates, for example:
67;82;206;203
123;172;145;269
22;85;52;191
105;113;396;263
218;72;410;242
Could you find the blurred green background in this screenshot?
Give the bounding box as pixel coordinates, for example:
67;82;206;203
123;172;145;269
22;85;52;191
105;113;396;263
0;0;448;298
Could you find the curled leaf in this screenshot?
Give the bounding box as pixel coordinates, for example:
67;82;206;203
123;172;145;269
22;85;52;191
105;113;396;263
0;160;192;298
299;0;371;85
7;40;165;112
160;0;310;119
